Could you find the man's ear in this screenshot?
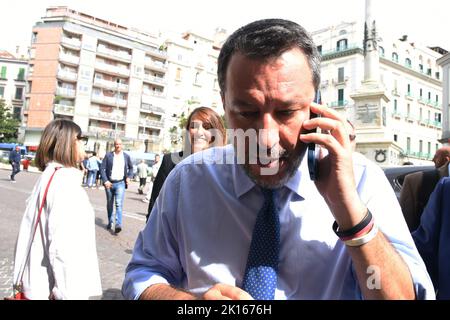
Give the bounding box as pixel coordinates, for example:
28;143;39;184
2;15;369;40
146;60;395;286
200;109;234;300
220;91;225;112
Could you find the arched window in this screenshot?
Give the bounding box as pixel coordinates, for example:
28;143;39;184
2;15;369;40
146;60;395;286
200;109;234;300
336;39;348;51
392;52;399;63
405;58;412;68
379;46;385;57
339;30;347;36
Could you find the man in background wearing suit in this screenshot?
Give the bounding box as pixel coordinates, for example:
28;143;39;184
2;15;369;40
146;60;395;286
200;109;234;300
100;138;134;234
399;146;450;231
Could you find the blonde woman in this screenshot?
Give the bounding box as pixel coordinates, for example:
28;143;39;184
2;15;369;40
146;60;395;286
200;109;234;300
12;119;102;299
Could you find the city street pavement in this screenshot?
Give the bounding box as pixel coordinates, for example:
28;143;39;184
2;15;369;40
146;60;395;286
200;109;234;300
0;166;151;300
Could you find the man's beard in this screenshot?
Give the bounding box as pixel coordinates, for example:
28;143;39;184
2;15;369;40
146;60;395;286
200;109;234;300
239;144;306;189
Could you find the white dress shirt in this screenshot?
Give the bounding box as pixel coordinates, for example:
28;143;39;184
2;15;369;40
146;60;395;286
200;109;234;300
111;151;125;181
123;145;434;300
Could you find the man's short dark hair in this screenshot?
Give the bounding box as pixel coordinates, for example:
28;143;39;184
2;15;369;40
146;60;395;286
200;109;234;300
217;18;321;93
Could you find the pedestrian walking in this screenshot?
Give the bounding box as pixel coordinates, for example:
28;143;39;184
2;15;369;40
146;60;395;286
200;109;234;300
12;119;102;299
136;160;148;195
100;138;133;234
9;145;22;182
86;152;100;188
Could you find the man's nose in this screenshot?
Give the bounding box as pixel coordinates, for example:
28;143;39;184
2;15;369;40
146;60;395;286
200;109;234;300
258;114;280;150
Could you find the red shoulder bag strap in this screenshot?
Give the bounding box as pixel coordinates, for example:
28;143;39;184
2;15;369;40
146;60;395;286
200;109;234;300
16;167;61;291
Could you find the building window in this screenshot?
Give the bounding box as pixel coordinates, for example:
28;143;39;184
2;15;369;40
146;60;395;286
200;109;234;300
379;46;385;57
407;104;411;117
419;88;423;97
428;92;431;100
436;94;439;103
436;71;440;79
175;68;182;81
394;134;398;142
407;137;411;152
317;45;322;54
427;68;432;76
17;68;25;80
0;86;4;97
428;110;431;120
338;88;344;106
394;99;398;113
392;52;398;63
419;140;423;154
14;87;24;100
194;72;201;85
0;66;7;79
407;84;411;95
419;64;424;73
336;39;348;51
338;67;345;83
405;58;412;68
428;142;431;155
31;32;37;44
419;108;423;120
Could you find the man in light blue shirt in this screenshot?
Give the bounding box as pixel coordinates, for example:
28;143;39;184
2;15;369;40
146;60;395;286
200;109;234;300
123;19;434;300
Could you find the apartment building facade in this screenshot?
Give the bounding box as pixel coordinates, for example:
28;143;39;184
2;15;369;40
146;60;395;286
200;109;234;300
22;6;170;155
0;50;27;120
437;52;450;145
21;7;227;156
312;21;444;166
161;30;223;148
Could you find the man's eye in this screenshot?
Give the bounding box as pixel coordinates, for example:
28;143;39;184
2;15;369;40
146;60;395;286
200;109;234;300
277;110;295;117
240;112;259;118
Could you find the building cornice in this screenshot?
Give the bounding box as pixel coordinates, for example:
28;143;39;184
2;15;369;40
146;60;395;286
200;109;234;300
437;53;450;66
321;47;363;62
380;57;442;86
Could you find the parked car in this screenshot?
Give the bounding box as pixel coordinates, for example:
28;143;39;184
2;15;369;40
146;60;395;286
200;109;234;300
382;165;434;200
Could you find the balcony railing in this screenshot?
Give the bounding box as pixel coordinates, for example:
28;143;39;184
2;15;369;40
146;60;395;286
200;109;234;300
97;45;132;61
138;134;161;142
57;69;78;81
61;36;81;49
59;52;80;65
56;87;76;97
329;100;348;108
391;112;402;118
88;126;125;138
93;78;129;91
405;93;414;100
140;103;165;114
53;104;75;115
147;47;168;58
418;97;427;104
320;44;361;57
91;94;127;107
139;118;164;129
143;74;166;85
95;61;130;76
89;109;126;122
144;58;168;71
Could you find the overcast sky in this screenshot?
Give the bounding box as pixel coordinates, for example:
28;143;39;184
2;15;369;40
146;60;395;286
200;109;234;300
1;0;449;55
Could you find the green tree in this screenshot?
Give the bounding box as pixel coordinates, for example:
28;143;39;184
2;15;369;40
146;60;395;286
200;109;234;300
178;112;187;129
0;100;20;142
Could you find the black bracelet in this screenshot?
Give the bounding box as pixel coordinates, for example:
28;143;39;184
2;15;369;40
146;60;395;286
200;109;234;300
332;209;372;238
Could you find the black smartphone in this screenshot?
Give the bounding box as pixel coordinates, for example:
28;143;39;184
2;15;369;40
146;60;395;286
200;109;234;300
307;90;321;181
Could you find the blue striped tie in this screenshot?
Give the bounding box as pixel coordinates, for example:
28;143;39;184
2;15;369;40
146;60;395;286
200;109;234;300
242;188;280;300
